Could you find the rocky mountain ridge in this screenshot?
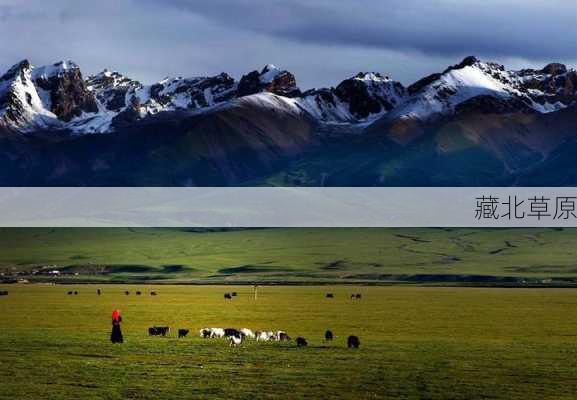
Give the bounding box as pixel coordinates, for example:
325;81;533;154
3;56;572;136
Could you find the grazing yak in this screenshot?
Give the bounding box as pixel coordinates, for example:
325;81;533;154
326;293;334;298
347;335;360;348
73;291;78;295
224;293;232;299
325;330;334;341
67;291;73;295
211;328;226;338
150;292;157;296
231;292;237;297
0;290;8;296
136;291;141;295
125;291;130;295
296;337;308;347
254;330;290;342
199;328;212;338
199;328;228;338
224;328;242;338
229;333;243;347
157;327;170;336
255;331;276;341
149;326;170;337
240;328;255;339
178;329;189;338
97;289;101;295
202;328;225;338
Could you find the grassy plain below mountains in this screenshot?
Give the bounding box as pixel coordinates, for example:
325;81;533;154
0;284;576;399
1;228;577;285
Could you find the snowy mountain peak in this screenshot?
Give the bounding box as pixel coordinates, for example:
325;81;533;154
31;60;79;80
260;64;281;83
1;60;32;79
237;65;300;98
391;56;576;126
541;63;567;75
86;69;141;113
0;59;100;130
353;72;391;82
333;72;406;120
0;60;54;130
88;69;140;88
296;72;406;123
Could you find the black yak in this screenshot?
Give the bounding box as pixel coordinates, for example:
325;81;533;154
347;335;360;348
149;326;169;336
178;329;189;338
325;330;333;341
224;328;241;337
296;337;308;347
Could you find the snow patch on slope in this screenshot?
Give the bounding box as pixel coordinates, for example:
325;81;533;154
296;92;357;122
392;65;512;121
260;64;282;84
32;61;78;80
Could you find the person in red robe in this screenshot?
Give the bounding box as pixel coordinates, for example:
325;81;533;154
110;309;123;343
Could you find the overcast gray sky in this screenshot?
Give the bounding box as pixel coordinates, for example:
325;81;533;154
1;0;575;89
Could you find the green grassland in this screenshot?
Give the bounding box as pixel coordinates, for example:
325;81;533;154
0;284;576;399
1;228;577;284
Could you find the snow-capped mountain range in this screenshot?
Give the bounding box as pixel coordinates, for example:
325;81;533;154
2;56;574;135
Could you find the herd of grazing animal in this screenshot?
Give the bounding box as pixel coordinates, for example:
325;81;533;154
325;293;362;299
58;288;362;349
157;292;364;348
64;289;159;296
195;327;359;349
126;291;153;296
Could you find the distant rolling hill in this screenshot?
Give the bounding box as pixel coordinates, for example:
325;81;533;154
1;228;577;286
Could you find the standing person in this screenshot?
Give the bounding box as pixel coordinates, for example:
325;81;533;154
110;309;123;344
